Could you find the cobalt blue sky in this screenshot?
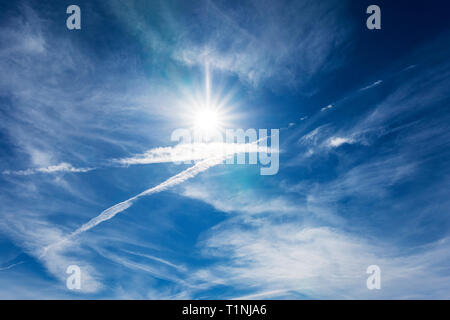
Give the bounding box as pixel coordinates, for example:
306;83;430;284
0;0;449;299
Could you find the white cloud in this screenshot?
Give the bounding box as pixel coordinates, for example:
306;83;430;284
360;80;383;91
94;248;186;284
320;104;334;112
2;162;93;175
0;212;103;294
110;0;352;89
116;142;271;166
182;183;300;215
327;137;353;148
196;221;450;299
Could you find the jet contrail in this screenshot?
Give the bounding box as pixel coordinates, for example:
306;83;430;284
42;156;225;255
73;156;223;237
41;135;272;256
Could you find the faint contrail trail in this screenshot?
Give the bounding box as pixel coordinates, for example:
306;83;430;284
0;260;25;271
42;156;225;255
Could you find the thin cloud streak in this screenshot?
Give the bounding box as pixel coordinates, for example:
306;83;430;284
320;104;334;112
2;162;93;175
360;80;383;91
123;249;186;272
2;142;272;175
0;261;25;271
116;142;272;165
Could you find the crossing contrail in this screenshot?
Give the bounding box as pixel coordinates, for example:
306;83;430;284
41;156;225;255
41;136;273;256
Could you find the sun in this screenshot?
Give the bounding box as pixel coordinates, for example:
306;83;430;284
175;57;238;138
194;108;220;133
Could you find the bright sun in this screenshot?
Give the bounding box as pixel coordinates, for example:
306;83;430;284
194;108;219;132
180;59;237;137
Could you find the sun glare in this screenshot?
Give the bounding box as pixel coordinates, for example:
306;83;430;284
194;108;220;132
178;57;238;137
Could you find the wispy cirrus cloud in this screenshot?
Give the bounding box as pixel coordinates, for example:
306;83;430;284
320;104;334;112
360;80;383;91
176;156;449;298
1;1;449;300
0;212;103;294
182;183;301;216
194;220;450;299
178;32;450;299
327;137;354;148
2;141;273;175
109;0;353;89
2;162;93;175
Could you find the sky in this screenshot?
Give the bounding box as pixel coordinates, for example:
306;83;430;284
0;0;449;299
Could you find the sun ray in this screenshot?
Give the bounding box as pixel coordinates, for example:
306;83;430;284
173;54;239;140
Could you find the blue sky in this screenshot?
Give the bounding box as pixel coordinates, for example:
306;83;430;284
0;0;449;299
